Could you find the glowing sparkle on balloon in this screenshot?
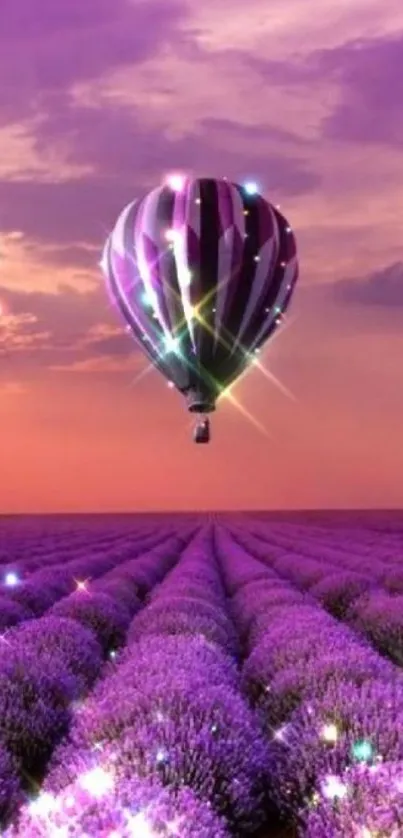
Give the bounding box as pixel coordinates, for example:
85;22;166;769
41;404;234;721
243;181;259;195
75;579;89;593
163;335;180;354
79;766;114;797
321;774;348;800
4;572;19;587
166;173;186;192
164;228;180;244
141;289;154;306
321;723;338;743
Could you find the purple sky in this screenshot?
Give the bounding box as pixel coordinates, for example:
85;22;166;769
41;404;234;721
1;0;403;512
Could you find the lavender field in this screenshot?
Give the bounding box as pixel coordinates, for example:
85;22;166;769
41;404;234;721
0;512;403;837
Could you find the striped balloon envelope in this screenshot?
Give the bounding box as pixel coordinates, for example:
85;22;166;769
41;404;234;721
100;176;299;443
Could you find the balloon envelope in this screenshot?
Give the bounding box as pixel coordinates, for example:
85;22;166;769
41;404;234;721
101;177;298;412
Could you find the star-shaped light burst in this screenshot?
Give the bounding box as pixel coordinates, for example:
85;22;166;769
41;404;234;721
165;173;187;192
352;739;374;763
321;723;339;744
28;791;60;818
321;774;348;800
4;571;19;587
125;811;158;838
242;181;259;195
78;766;114;798
0;631;11;647
163;334;180;355
155;748;169;765
74;578;90;593
273;725;289;742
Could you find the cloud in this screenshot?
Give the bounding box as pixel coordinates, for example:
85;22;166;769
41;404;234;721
0;99;319;263
0;282;134;369
333;262;403;307
0;0;188;126
0;380;27;396
316;34;403;145
50;354;146;374
244;33;403;147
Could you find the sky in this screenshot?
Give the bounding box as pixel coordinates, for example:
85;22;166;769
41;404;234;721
1;0;403;513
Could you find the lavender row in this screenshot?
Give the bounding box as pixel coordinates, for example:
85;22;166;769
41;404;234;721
0;534;185;827
233;523;403;590
0;519;161;566
214;526;403;837
0;528;183;632
7;526;271;837
0;524;176;581
231;523;403;628
232;526;403;671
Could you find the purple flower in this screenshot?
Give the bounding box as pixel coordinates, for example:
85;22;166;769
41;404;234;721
9;617;103;696
0;745;21;824
50;592;131;655
310;572;371;618
303;760;403;837
0;648;73;773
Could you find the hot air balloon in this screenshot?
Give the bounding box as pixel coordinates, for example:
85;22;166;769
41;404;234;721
100;176;298;443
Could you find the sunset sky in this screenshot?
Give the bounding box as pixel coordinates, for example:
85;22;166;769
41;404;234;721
1;0;403;513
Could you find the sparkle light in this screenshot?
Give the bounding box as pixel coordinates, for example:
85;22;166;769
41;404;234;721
29;792;59;818
4;571;19;587
164;228;180;244
141;289;154;306
163;334;180;354
181;269;192;288
156;749;168;764
75;579;89;593
321;774;348;800
125;811;157;838
352;740;374;762
79;766;114;797
321;723;338;743
243;181;259;195
167;381;175;389
166;173;186;192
